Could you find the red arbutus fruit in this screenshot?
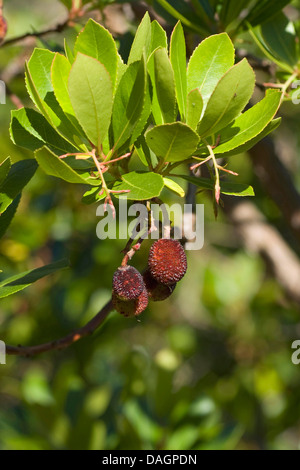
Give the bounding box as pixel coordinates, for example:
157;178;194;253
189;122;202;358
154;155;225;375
112;265;145;301
143;269;176;302
112;288;148;317
148;238;187;286
0;15;7;43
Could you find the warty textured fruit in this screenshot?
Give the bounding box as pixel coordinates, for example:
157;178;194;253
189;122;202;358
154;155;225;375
112;265;144;301
148;238;187;285
112;288;149;317
143;269;176;302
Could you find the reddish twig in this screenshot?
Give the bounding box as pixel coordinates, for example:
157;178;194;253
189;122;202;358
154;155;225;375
6;299;114;357
1;18;71;48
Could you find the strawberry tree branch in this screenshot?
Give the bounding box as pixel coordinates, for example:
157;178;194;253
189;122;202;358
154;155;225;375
0;0;86;48
1;18;71;48
6;299;114;357
223;198;300;305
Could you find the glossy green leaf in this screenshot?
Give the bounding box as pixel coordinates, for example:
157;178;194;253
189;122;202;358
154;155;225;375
170;21;187;119
186;89;203;130
35;146;100;186
198;59;255;137
219;0;249;28
146;122;199;162
249;26;294;73
10;108;78;155
134;135;158;169
68;53;113;150
187;33;235;107
113;171;164;200
130;80;152;146
259;12;298;68
51;53;85;138
216;118;281;158
152;47;177;123
128;12;151;64
174;174;254;196
153;0;207;35
220;181;255;197
163;177;185;197
0;259;69;299
64;39;74;63
116;55;127;89
150;20;167;54
0;160;37;214
246;0;292;29
213;91;282;154
25;49;83;149
74;19;118;88
82;186;106;205
0;157;11;186
25;48;55;109
0;193;20;239
111;57;147;151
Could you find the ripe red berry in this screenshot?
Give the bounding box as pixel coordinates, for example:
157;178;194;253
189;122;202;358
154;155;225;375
148;238;187;285
143;269;176;302
112;288;148;317
112;265;144;301
0;16;7;42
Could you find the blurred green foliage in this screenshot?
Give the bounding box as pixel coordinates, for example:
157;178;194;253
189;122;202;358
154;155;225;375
0;0;300;451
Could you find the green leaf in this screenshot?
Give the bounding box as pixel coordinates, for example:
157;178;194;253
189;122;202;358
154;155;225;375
259;12;298;68
220;181;255;197
111;57;147;152
130;80;152;146
150;20;167;54
35;146;100;186
68;53;113;150
145;122;199;162
170;21;187;119
163;177;185;197
82;186;106;205
0;160;37;214
0;194;21;239
187;33;235;107
152;47;177;123
246;0;291;29
173;174;254;196
25;49;84;149
213;91;282;154
153;0;208;36
198;59;255;137
219;0;249;29
51;53;86;137
186;89;203;130
0;259;69;299
10;108;78;155
0;158;11;186
248;25;294;73
134;135;158;168
128;12;151;64
64;39;74;63
74;19;118;88
116;55;127;89
25;48;55;108
113;171;164;200
216;118;281;158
